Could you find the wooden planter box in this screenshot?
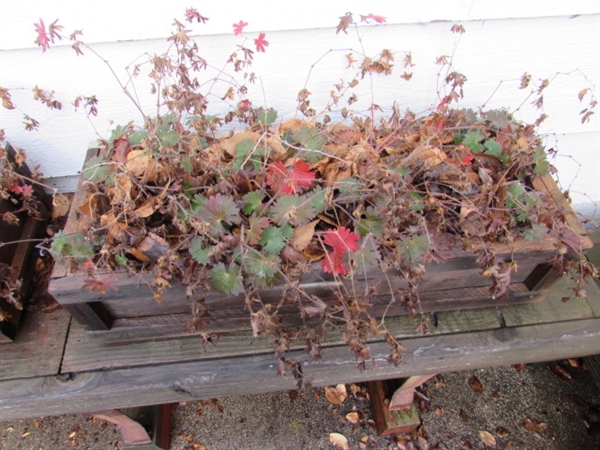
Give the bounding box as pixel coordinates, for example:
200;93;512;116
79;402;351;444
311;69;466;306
0;145;51;342
48;147;593;342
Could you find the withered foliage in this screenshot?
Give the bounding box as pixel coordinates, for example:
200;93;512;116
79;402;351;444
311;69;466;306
3;9;596;368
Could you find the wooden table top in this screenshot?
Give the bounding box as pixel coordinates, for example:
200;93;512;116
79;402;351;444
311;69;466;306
1;274;599;421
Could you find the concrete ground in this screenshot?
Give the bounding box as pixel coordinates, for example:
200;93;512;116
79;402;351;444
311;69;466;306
1;359;599;450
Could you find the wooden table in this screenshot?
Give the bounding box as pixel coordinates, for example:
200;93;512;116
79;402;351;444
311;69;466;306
1;272;599;422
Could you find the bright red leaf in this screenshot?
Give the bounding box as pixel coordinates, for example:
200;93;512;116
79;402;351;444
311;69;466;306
323;226;360;254
34;19;50;52
254;32;269;52
321;250;349;276
267;160;315;194
233;20;248;36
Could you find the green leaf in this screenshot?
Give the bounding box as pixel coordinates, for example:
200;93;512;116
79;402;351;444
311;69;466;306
181;156;193;174
409;192;424;212
337;177;363;195
109;124;127;142
462;129;485;153
257;108;277;126
242;191;264;215
114;254;128;266
292;125;326;162
351;236;381;273
129;129;149;145
533;147;550;175
50;231;94;262
270;195;316;227
307;186;328;214
232;139;256;170
210;263;244;295
524;224;548;242
198;193;240;236
244;251;281;279
483;139;508;165
398;235;429;262
484;109;511;129
259;225;292;254
189;236;213;265
357;206;385;237
82;156;111;182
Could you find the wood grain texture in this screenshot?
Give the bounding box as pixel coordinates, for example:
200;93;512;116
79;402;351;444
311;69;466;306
2;317;599;420
0;310;71;381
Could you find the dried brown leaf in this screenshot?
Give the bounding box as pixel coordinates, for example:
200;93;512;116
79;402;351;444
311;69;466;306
346;411;360;424
521;418;548;433
479;430;496;447
329;432;350;450
549;364;572;381
459;409;469;424
291;219;319;251
51;193;70;219
324;384;347;405
495;426;509;437
468;375;484;394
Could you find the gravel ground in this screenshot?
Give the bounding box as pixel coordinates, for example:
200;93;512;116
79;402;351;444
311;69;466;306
1;359;599;450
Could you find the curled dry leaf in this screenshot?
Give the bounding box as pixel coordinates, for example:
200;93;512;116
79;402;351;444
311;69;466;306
479;430;496;447
468;375;484;394
329;432;350;450
291;219;319;251
324;384;348;405
51;193;70;219
521;418;548;433
549;363;572;381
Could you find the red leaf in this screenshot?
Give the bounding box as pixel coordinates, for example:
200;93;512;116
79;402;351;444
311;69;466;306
336;13;354;35
112;137;131;163
365;14;387;24
20;184;34;198
323;227;360;254
267;160;315;194
321;250;349;276
233;20;248;36
34;19;50;52
254;32;269;53
185;8;209;24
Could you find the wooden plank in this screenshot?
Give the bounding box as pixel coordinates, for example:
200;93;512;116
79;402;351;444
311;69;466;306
0;310;71;381
62;305;501;373
501;277;596;327
2;316;599;420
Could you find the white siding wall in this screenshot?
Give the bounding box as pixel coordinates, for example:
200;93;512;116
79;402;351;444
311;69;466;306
1;0;598;216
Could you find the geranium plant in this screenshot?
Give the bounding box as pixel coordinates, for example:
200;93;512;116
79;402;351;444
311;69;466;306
1;9;597;376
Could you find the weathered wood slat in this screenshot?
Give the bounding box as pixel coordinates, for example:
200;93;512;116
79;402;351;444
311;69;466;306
2;316;599;421
0;310;71;381
62;307;501;373
501;278;595;327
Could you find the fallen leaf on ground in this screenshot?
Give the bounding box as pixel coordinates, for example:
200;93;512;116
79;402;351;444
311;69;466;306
346;411;359;424
324;384;348;405
513;363;526;373
495;426;509;437
506;443;516;450
459;409;469;423
521;418;548;433
549;363;572;381
479;430;496;447
329;432;350;450
468;375;484;394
